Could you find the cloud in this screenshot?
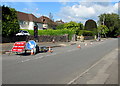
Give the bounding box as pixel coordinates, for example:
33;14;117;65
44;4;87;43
1;0;119;2
23;8;41;17
57;2;119;24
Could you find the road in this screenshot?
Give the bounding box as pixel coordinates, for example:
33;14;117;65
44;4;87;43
2;38;118;84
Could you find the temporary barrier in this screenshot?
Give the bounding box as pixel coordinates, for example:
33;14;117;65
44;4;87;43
11;41;26;52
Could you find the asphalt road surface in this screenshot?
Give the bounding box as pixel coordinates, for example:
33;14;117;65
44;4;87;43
2;38;118;84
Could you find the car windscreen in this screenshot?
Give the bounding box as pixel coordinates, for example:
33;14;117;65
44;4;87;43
23;31;28;33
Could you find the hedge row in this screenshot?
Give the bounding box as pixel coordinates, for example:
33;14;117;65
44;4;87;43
22;29;75;40
22;29;75;36
78;30;94;36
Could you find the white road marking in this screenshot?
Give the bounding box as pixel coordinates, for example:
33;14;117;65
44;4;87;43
19;53;57;63
21;59;31;63
67;49;78;52
67;48;118;84
19;41;106;63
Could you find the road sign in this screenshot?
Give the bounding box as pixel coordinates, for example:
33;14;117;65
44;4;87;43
26;40;36;50
12;41;26;52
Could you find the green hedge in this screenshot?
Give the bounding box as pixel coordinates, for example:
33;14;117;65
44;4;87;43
21;29;75;39
78;30;94;36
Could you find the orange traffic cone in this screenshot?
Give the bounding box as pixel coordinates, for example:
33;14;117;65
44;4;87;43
31;49;34;55
48;47;53;53
77;44;81;48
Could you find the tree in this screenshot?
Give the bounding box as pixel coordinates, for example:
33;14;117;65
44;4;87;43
84;19;97;31
2;5;20;37
76;23;83;35
97;25;109;37
98;13;120;37
64;21;79;31
49;12;53;21
56;24;65;29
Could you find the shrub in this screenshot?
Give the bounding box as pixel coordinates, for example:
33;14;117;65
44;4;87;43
78;30;94;36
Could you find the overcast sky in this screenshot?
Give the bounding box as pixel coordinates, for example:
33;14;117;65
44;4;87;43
1;0;119;24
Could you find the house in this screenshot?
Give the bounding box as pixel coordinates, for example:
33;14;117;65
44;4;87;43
17;11;43;30
17;11;57;30
56;20;64;25
38;16;57;29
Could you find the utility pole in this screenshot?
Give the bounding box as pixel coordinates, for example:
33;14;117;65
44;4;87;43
102;16;107;38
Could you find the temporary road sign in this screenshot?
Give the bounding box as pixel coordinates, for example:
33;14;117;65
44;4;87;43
26;40;36;50
12;41;26;52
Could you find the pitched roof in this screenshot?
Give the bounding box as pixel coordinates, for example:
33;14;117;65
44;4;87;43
56;20;64;24
17;11;57;26
38;16;57;25
17;11;42;23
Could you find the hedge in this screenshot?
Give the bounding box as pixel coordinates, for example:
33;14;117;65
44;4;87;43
21;29;75;39
78;30;94;36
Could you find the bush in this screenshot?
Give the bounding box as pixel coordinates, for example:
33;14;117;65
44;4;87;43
78;30;94;36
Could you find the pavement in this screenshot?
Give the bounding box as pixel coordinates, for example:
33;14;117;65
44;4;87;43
1;38;119;84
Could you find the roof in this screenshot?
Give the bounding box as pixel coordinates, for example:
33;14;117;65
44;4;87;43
17;11;57;26
56;20;64;24
17;11;42;23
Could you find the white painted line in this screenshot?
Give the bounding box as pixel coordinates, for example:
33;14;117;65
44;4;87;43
20;56;44;63
21;59;31;63
67;54;106;84
34;56;44;59
46;55;51;57
67;49;78;52
51;53;57;56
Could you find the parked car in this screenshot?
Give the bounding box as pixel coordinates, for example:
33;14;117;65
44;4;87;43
16;30;30;36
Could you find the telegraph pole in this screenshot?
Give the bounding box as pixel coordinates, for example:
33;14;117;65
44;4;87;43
102;16;107;38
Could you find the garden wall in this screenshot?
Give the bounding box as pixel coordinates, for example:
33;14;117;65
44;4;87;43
2;35;69;43
2;35;94;43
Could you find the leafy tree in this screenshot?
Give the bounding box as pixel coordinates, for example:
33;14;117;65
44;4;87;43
97;25;109;37
76;23;83;35
2;5;20;37
64;21;79;31
98;13;120;37
56;24;65;29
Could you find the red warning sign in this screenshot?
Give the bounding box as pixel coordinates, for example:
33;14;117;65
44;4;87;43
12;42;26;52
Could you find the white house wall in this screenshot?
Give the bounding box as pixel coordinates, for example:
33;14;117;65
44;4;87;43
19;21;44;30
19;20;29;29
28;22;34;30
37;23;43;30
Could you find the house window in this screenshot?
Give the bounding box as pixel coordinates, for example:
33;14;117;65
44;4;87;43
19;20;29;25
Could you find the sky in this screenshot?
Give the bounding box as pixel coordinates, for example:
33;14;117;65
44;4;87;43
1;0;119;24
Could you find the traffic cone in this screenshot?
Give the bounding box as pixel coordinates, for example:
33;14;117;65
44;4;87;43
48;47;53;53
90;42;93;45
85;43;87;46
31;49;34;55
52;39;55;43
77;44;81;48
